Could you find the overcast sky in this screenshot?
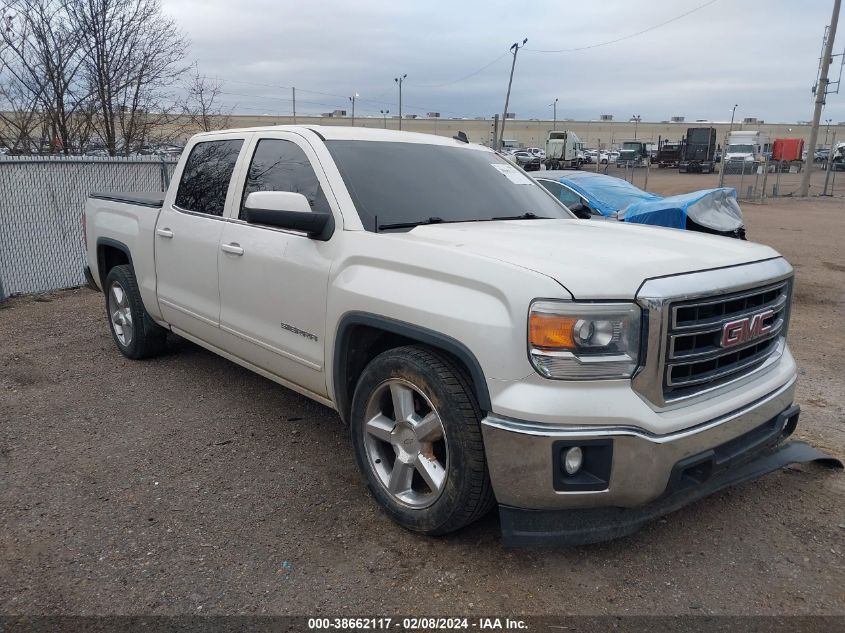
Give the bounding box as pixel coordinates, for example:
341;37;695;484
161;0;844;123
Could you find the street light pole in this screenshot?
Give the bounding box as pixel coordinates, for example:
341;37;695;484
380;109;389;129
548;98;558;131
394;74;407;130
499;38;527;149
349;93;359;126
632;114;641;140
825;118;833;147
729;104;738;134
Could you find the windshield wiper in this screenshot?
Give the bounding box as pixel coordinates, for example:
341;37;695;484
377;216;481;231
491;212;552;221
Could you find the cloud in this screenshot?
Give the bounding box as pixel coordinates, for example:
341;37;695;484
161;0;843;122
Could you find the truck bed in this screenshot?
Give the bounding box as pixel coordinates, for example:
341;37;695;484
89;191;165;208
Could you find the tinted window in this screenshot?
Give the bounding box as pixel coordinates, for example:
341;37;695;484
175;139;243;216
326;141;573;231
240;139;330;218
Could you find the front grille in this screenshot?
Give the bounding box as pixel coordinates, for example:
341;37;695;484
662;281;790;400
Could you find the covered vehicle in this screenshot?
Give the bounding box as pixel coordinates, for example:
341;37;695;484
536;170;746;239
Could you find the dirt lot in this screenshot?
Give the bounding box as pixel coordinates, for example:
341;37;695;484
1;188;844;617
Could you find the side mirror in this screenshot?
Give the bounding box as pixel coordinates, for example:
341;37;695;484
243;191;334;240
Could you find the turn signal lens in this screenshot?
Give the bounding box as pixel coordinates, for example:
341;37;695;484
529;313;578;349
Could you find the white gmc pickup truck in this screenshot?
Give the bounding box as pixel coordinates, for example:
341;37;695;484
83;126;840;546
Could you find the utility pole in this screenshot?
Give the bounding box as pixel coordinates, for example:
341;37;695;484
499;38;527;149
729;104;738;133
394;74;407;130
801;0;841;196
549;98;558;131
292;87;296;124
491;114;499;149
380;109;389;128
349;93;359;126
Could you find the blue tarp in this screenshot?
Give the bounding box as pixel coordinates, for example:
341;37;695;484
556;171;659;217
556;172;743;232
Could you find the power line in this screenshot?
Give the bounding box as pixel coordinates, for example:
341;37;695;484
412;50;511;88
527;0;718;53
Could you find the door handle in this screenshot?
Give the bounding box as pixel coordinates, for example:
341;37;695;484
156;228;174;239
220;242;244;256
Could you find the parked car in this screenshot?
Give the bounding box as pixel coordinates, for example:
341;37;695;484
814;148;830;163
536;170;747;239
83;125;837;547
525;147;546;159
509;150;542;171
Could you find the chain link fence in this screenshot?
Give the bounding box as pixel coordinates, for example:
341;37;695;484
0;156;177;300
718;158;845;200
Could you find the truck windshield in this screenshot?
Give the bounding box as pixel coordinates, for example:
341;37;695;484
622;143;640;150
326;140;573;231
728;144;753;153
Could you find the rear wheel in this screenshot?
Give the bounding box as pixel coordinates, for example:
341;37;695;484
104;264;167;359
350;345;495;535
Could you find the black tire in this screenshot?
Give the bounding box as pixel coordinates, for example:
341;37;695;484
350;345;495;535
104;264;167;359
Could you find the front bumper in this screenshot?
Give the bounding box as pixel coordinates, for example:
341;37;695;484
482;380;843;546
482;378;800;510
499;439;840;547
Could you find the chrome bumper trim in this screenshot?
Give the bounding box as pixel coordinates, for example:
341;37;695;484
481;376;797;510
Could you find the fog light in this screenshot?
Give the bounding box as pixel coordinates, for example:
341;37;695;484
563;446;583;475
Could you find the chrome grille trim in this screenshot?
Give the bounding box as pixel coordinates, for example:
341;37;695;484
633;258;794;411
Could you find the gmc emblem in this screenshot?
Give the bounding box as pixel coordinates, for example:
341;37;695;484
720;309;775;348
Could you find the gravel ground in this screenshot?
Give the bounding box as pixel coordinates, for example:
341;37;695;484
1;192;844;616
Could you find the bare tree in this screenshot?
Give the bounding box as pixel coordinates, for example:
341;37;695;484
0;0;87;153
182;63;232;133
0;74;42;152
70;0;188;155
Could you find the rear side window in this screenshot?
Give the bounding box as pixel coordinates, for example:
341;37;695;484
240;139;331;219
175;139;244;216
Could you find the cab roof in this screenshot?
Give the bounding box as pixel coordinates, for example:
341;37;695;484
194;125;488;149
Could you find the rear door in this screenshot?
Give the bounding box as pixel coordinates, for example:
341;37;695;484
216;133;339;397
155;136;246;337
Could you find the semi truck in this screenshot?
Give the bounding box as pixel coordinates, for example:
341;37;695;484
544;130;583;170
679;127;717;174
616;141;649;167
655;141;682;169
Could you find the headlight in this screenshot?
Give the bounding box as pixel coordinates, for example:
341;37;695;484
528;301;642;379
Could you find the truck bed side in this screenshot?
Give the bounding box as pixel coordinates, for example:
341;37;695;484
85;193;164;322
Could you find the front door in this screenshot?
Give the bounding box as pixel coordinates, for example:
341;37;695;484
155;138;245;337
217;135;337;396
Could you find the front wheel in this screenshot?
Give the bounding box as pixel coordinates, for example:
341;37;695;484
350;345;495;535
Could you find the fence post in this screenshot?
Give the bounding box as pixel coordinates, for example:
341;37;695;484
823;131;836;196
0;275;5;302
759;159;769;203
159;155;170;191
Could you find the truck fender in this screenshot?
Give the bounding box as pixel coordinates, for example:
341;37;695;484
332;312;492;424
95;237;135;289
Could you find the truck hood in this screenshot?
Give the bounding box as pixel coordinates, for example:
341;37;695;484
396;219;780;299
